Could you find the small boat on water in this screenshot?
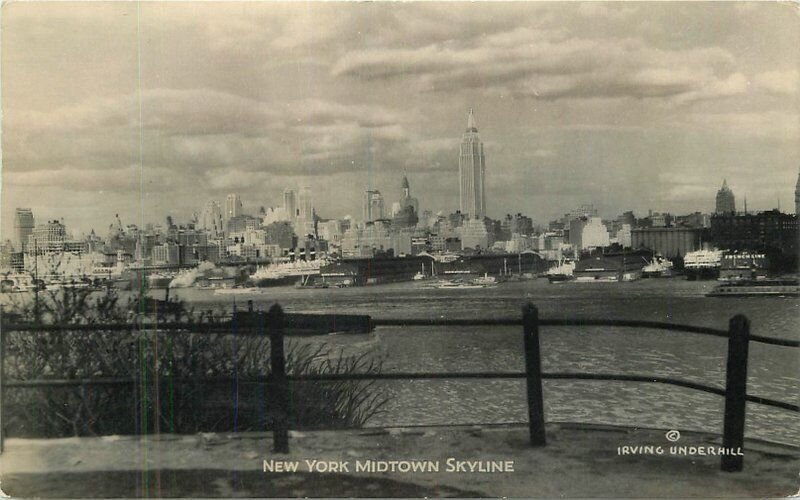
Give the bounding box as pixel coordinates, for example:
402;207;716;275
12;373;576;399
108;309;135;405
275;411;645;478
472;273;497;286
432;271;499;289
436;281;487;289
412;262;430;281
213;287;262;295
574;274;618;283
706;278;800;297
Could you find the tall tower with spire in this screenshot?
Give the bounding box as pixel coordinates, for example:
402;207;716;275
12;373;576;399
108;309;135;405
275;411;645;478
795;170;800;215
715;179;736;215
400;176;418;215
459;109;486;219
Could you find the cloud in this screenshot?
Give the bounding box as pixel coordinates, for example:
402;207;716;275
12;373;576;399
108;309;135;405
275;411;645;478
5;165;142;193
676;110;799;140
529;149;557;159
332;27;747;103
3;86;444;196
753;70;799;96
2;2;798;234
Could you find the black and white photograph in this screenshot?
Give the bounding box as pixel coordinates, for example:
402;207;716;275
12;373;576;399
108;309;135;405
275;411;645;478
0;1;798;497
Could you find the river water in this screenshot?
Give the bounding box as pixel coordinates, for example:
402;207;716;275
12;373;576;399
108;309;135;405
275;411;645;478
162;278;799;446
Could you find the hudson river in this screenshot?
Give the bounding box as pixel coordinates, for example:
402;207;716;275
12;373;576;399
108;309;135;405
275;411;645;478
165;278;800;446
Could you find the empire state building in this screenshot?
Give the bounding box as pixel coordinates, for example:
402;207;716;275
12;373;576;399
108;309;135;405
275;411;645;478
459;108;486;220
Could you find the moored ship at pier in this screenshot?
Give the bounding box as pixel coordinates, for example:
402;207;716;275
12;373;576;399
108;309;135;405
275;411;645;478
683;249;723;281
315;253;547;287
641;256;674;278
249;259;324;287
572;251;648;282
546;259;575;282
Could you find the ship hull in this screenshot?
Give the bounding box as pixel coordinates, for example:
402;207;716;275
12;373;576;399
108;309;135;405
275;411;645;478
707;280;800;297
685;268;720;281
641;269;672;278
252;276;303;288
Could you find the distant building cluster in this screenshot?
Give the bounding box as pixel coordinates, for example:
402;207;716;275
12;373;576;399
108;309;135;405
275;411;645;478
2;112;799;279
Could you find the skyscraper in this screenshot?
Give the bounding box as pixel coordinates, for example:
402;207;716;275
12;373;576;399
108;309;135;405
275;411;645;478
399;176;419;215
715;180;736;214
459;109;486;220
363;190;384;222
283;189;297;219
391;177;419;228
14;208;34;252
225;194;243;221
297;186;315;236
29;219;67;253
200;201;224;237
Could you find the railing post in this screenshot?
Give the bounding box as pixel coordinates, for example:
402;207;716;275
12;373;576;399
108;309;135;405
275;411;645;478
523;303;546;446
721;314;750;472
267;304;289;453
0;315;5;454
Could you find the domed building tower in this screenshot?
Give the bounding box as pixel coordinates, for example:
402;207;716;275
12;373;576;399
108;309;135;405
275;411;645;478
715;179;736;215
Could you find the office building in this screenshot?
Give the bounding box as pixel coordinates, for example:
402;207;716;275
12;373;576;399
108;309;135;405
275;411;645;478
363;190;385;222
459;109;486;219
460;218;490;250
14;208;34;252
391;177;419;229
225;194;243;221
200;201;224;237
581;217;611;250
28;220;67;253
399;176;419;215
297;187;315;237
284;189;297;219
715;180;736;214
709;210;798;257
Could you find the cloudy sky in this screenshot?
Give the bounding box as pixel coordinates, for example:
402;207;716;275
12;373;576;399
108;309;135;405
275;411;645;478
2;2;798;236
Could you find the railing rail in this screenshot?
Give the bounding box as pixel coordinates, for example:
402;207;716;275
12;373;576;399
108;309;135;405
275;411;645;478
5;318;796;347
1;303;798;473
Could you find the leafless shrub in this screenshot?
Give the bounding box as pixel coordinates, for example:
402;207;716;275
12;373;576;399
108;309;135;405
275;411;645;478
3;287;387;437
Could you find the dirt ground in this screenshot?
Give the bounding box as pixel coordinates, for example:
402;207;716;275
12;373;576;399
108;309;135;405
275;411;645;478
1;423;797;497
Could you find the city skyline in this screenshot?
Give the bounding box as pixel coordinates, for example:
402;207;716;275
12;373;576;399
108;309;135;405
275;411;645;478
2;3;799;236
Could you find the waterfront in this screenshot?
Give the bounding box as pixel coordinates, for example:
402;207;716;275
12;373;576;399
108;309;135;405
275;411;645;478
159;278;799;446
